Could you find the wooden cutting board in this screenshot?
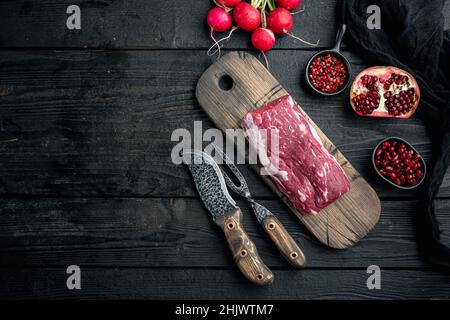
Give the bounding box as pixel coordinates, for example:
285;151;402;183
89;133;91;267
196;51;380;249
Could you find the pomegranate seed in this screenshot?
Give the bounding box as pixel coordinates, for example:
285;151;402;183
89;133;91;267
388;173;397;180
376;149;382;157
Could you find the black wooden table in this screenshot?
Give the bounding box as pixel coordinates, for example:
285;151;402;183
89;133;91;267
0;0;449;299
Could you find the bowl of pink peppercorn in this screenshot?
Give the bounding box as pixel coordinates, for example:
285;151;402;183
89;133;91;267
305;24;351;96
372;137;426;190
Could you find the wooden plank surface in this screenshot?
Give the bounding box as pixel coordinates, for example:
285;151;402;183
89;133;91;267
1;267;449;299
0;0;449;50
0;0;338;50
0;49;441;198
1;197;449;269
1;0;450;300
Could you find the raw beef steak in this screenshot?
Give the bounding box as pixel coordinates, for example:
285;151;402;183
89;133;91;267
241;95;351;214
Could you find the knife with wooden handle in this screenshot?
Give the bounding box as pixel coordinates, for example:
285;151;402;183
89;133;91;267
212;144;306;268
215;207;273;284
252;201;306;268
184;149;274;285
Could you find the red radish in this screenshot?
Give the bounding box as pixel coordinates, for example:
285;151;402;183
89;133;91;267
206;7;233;57
208;1;260;55
251;28;276;51
267;7;318;46
267;8;293;34
276;0;302;11
216;0;242;8
233;2;261;31
207;7;232;33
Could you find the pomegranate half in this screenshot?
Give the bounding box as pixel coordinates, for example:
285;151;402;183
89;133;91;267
350;66;420;118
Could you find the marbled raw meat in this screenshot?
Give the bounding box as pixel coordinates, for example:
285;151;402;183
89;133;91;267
241;95;350;214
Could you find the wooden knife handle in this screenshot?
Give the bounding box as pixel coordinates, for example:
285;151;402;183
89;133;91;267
215;208;274;285
262;216;306;268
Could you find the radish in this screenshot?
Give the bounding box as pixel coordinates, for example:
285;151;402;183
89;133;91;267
207;2;260;57
275;0;301;11
267;8;292;34
206;7;233;56
251;27;276;51
215;0;242;8
233;2;261;31
267;7;318;46
251;27;276;69
207;7;233;33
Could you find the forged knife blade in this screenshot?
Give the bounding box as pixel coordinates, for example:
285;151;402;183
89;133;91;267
184;149;274;285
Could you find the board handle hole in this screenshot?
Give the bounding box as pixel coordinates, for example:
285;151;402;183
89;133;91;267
218;74;234;91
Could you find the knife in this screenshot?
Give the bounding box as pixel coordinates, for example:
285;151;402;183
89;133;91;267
183;149;274;285
212;144;306;268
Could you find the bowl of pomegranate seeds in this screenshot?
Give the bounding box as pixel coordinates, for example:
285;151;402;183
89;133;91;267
305;24;351;96
373;137;426;190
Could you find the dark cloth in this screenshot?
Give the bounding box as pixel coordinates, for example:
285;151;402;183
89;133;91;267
342;0;450;268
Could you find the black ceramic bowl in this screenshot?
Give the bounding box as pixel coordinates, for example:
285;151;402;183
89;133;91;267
305;24;352;96
372;137;427;190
